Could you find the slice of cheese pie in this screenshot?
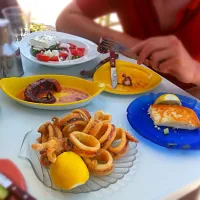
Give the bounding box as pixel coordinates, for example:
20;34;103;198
148;105;200;130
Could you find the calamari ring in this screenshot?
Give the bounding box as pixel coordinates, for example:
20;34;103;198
108;128;127;154
83;118;95;134
83;149;114;176
94;110;112;124
62;121;87;137
72;108;91;122
112;141;129;159
95;123;113;145
69;131;100;157
89;120;104;137
59;113;85;128
101;125;117;150
83;158;98;170
125;131;139;143
83;118;103;137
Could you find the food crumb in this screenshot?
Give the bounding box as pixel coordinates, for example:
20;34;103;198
122;75;132;86
164;128;169;135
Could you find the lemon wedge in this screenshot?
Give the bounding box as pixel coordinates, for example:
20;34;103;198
154;94;182;106
50;152;89;190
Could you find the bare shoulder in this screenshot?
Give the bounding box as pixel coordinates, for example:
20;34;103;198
56;1;83;30
60;1;82;14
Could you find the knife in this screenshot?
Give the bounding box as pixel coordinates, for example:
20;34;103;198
80;54;119;77
0;173;36;200
110;51;118;89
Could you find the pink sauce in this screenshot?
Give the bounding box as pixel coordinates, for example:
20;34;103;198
58;88;89;103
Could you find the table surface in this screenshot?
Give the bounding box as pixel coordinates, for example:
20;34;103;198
0;54;200;200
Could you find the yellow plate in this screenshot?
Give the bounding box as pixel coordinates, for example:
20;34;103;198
93;60;162;95
0;75;105;110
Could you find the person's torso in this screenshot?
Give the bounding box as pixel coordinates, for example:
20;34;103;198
116;0;200;59
115;0;200;89
152;0;191;31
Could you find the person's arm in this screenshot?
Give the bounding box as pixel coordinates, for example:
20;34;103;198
56;1;140;48
131;35;200;85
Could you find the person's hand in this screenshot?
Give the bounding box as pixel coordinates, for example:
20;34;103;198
131;35;199;84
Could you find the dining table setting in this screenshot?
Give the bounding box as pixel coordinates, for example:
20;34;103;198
1;5;200;200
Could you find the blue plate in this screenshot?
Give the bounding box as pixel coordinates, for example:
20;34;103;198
127;93;200;149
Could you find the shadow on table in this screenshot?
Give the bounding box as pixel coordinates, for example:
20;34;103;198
22;55;100;78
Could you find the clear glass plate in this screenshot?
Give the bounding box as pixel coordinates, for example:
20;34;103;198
19;129;138;193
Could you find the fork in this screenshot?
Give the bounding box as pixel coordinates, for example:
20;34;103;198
99;37;129;53
99;37;151;60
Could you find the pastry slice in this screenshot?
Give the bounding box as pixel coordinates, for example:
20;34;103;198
148;105;200;130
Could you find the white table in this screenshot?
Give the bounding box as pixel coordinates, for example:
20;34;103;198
0;54;199;200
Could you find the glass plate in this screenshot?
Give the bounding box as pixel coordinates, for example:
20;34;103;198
19;129;138;193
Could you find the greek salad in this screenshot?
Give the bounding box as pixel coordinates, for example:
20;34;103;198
30;35;86;62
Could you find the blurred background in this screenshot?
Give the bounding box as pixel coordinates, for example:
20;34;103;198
17;0;123;32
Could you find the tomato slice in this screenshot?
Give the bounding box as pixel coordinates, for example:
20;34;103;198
77;50;84;57
49;56;59;61
77;47;85;53
70;49;78;56
67;43;77;49
36;53;49;62
77;48;85;57
59;52;68;59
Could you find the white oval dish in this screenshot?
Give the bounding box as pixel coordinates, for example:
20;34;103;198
20;31;100;68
